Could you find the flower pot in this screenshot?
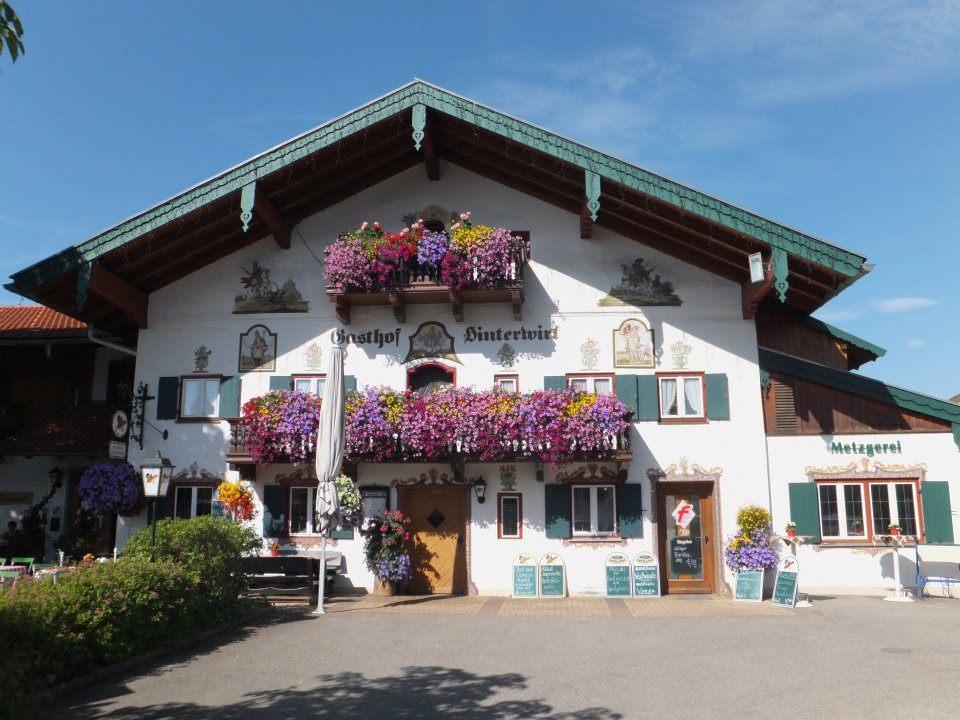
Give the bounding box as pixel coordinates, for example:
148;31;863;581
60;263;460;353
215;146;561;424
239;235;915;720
269;549;279;557
786;529;796;538
890;528;901;537
373;578;397;596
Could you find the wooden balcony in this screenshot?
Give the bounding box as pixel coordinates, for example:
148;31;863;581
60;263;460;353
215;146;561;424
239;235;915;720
226;419;253;465
327;233;529;324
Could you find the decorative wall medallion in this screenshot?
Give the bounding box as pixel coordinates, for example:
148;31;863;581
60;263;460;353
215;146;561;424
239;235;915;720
670;338;692;369
303;342;323;371
804;458;927;482
648;458;724;483
193;345;212;372
499;464;517;491
238;324;277;372
404;321;461;364
171;462;224;484
599;258;682;307
392;468;472;486
497;342;518;368
233;261;309;314
613;318;655;368
579;338;601;370
555;464;622;483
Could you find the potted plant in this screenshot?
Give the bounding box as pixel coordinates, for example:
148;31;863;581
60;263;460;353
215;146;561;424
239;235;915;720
888;523;901;537
267;540;281;557
785;521;797;538
364;510;412;596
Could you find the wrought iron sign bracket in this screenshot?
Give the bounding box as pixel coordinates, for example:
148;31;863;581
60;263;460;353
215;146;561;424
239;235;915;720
130;381;169;451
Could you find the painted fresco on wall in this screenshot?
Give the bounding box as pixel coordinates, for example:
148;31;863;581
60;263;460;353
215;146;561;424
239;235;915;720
404;321;461;364
670;338;692;369
303;342;323;371
238;324;277;372
599;257;682;307
613;318;655;368
579;338;601;370
193;345;211;372
497;342;518;368
233;261;309;314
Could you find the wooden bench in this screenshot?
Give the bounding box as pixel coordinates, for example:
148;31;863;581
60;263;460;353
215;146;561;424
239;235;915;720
243;554;340;602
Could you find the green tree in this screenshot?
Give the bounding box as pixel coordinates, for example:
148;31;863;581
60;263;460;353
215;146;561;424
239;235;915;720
0;1;24;63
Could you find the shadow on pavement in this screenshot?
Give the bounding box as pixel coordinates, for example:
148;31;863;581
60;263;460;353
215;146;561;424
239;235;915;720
58;666;622;720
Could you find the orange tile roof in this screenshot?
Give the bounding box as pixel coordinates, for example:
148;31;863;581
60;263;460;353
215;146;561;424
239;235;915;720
0;404;115;457
0;305;87;341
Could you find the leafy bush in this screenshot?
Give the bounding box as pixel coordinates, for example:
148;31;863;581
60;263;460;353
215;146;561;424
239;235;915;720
121;515;260;607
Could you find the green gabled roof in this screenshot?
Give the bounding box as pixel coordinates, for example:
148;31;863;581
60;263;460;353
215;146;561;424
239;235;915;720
809;317;886;360
9;79;869;293
758;349;960;449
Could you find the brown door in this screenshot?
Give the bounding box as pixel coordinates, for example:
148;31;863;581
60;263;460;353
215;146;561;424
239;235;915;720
404;487;467;594
64;468;117;558
658;482;716;594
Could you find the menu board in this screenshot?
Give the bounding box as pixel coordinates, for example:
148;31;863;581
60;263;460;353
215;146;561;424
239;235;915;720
734;569;764;602
670;537;701;576
605;552;632;597
512;554;537;598
632;552;661;597
539;554;566;598
772;555;799;608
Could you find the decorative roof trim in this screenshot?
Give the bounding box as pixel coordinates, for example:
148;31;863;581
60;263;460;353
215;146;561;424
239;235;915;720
9;79;868;293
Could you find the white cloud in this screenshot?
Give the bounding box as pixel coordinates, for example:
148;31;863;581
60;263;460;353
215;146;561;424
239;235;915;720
905;338;927;349
875;297;938;313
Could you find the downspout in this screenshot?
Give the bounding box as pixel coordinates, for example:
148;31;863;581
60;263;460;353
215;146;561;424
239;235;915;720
87;327;137;356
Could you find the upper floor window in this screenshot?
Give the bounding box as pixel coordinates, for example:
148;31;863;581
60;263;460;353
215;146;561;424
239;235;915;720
572;484;617;537
174;486;214;519
566;374;614;395
495;374;519;394
293;374;326;396
180;376;220;419
658;373;705;420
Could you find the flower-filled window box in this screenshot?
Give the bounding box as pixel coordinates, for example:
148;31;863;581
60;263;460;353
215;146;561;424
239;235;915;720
238;387;632;467
323;214;530;323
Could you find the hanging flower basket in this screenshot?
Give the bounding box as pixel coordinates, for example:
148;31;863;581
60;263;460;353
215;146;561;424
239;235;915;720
77;463;143;516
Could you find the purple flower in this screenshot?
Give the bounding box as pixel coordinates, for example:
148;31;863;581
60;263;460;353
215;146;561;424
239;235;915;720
417;231;449;268
77;463;142;516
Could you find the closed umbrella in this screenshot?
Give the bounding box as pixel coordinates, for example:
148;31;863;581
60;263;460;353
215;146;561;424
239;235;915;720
313;340;346;615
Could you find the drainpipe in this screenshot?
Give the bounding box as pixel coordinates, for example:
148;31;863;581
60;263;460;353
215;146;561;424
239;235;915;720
87;327;137;356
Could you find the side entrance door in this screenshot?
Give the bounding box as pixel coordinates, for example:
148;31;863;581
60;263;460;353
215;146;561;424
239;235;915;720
658;482;716;594
404;486;467;595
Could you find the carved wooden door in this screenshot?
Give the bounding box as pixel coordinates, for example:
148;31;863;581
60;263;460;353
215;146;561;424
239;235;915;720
404;487;467;594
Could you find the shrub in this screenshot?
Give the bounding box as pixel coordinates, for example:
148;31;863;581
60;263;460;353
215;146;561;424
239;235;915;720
121;515;261;609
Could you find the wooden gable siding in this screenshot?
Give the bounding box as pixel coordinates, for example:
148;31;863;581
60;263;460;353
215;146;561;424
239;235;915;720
755;305;849;370
763;372;952;436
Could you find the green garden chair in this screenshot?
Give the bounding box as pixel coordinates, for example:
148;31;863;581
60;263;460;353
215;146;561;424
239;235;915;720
10;557;35;568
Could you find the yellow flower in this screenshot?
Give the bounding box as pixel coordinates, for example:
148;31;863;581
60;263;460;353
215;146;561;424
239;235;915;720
450;224;493;253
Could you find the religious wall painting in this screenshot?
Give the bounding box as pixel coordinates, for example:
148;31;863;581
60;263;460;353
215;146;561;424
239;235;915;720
193;345;211;373
613;318;655;368
404;321;461;364
303;342;323;371
499;464;518;491
233;261;309;314
238;324;277;372
599;257;682;307
670;337;693;369
579;338;601;370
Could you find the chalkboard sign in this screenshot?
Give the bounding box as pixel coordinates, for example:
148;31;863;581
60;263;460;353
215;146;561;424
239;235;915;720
512;554;537;598
670;538;702;576
734;569;764;602
605;552;632;597
632;552;661;597
539;553;566;598
772;555;799;608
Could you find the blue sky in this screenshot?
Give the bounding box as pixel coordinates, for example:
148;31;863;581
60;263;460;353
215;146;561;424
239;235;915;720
2;1;958;396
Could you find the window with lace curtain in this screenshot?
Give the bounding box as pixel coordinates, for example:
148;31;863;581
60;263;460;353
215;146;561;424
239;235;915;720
658;373;706;421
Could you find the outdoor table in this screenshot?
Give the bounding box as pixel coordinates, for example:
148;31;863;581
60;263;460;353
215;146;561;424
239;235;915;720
0;565;30;576
875;534;915;602
770;534;814;607
33;564;64;584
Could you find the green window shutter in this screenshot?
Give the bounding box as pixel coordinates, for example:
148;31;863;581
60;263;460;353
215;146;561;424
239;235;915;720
543;375;566;391
545;484;571;538
331;525;354;540
615;375;639;418
636;375;659;421
705;374;730;420
156;377;179;420
262;484;286;538
921;481;954;544
270;375;292;391
344;375;357;391
219;375;241;418
788;483;821;543
619;483;644;538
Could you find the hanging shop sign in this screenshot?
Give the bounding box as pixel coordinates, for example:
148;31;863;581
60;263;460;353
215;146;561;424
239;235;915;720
605;552;632;598
671;500;696;530
512;553;538;598
772;555;799;609
108;441;128;460
734;569;764;602
828;440;903;457
111;410;129;439
539;553;566;598
632;551;661;597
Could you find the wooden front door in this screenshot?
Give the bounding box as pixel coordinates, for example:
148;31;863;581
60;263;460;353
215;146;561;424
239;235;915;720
658;482;716;594
404;486;467;595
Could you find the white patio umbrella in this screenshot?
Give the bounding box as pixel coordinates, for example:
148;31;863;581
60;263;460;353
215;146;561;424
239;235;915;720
313;339;346;615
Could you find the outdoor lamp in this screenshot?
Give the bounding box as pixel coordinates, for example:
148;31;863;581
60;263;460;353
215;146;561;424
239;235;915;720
473;476;487;504
140;451;174;498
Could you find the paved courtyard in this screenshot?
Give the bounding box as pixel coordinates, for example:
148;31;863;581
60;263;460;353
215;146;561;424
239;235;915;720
54;594;960;720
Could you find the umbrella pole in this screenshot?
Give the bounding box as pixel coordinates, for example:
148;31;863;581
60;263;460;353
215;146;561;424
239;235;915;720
314;532;327;615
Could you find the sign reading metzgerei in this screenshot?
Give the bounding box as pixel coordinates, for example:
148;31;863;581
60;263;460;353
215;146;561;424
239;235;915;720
828;439;902;457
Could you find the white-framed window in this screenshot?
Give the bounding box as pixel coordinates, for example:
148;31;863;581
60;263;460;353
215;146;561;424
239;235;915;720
658;374;705;420
494;374;519;394
870;482;919;536
571;484;617;536
289;486;319;534
179;376;220;419
498;493;522;539
567;374;614;394
174;486;214;519
293;375;326;396
817;482;866;539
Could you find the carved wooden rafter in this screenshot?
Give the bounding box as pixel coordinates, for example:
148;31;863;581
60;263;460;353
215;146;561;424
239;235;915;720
87;263;149;329
254;191;292;249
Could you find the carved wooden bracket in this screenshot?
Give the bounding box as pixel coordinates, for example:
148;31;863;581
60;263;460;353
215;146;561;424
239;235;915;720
742;257;775;319
86;263;149;328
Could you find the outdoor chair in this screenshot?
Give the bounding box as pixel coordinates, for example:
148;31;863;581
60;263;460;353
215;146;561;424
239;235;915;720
10;557;35;570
